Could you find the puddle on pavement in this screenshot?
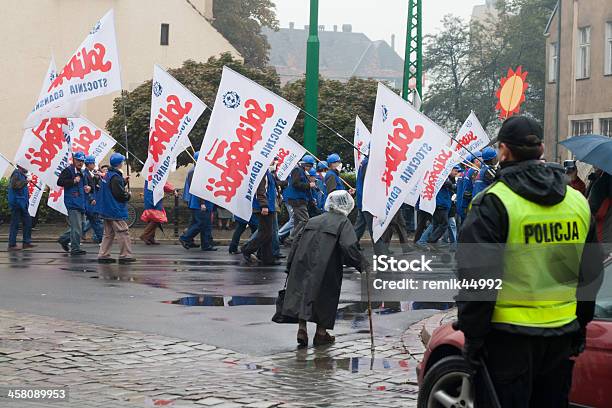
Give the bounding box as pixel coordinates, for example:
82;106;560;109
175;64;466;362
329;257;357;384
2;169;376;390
164;295;277;307
238;356;411;374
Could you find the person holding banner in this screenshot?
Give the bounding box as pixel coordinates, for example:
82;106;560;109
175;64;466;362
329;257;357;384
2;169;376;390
241;166;279;266
7;165;35;251
284;155;316;246
282;191;365;347
456;152;482;224
82;156;104;244
140;180;175;245
57;152;89;256
97;154;135;263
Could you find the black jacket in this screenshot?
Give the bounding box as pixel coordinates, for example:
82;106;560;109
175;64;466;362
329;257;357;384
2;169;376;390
456;160;604;339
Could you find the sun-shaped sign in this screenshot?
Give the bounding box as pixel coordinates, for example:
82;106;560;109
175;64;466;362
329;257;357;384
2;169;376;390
495;66;529;120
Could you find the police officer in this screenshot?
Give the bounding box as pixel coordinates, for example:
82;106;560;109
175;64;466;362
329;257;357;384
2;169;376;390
97;153;135;264
283;155;316;245
7;165;35;251
57;151;89;255
471;146;498;197
455;116;603;407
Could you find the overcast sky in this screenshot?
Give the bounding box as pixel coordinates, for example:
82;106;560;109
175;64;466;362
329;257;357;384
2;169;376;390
273;0;485;53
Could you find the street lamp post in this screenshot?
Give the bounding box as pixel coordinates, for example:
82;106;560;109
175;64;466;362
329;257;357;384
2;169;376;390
304;0;320;153
402;0;422;104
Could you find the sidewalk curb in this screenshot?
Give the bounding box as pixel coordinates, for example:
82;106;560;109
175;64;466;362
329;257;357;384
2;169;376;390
401;308;457;357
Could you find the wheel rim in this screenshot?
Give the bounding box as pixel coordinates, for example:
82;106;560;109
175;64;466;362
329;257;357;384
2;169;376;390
428;371;473;408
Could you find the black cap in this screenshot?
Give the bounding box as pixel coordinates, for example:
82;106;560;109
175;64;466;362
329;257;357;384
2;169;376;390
497;116;543;147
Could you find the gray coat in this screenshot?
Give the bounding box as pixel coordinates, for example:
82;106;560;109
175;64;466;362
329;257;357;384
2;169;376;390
282;211;364;329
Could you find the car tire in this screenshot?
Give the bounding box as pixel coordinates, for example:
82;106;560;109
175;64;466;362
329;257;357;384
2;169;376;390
417;355;474;408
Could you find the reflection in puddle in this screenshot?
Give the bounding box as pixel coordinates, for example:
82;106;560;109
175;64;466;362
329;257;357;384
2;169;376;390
238;356;411;374
164;295;277;307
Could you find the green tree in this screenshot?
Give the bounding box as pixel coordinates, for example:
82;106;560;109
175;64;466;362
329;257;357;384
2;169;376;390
282;77;381;170
106;53;281;170
212;0;279;68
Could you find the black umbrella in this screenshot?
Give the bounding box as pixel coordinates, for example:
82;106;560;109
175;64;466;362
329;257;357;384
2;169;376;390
559;134;612;174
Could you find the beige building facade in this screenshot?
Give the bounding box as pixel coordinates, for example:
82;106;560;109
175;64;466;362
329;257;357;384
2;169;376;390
0;0;239;183
544;0;612;162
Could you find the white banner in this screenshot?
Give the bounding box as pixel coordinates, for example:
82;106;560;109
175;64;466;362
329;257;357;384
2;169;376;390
27;174;45;217
362;83;450;241
449;111;490;157
68;117;116;163
0;155;11;179
170;133;194;172
354;115;371;171
47;186;67;216
418;147;462;215
15;118;71;188
24;9;121;128
145;65;206;205
275;137;307;181
190;66;299;220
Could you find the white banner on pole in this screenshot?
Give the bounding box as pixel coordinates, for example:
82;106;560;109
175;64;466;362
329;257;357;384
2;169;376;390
362;83;450;241
354;115;371;171
275;137;307;181
24;9;121;128
68;117;116;163
449;111;490;156
190;66;299;220
418;147;462;215
145;65;206;205
47;186;67;216
27;174;45;218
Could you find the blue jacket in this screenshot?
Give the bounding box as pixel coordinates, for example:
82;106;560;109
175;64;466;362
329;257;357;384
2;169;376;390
183;167;194;203
253;171;276;212
182;167;213;211
355;157;368;210
284;166;310;202
97;169;128;220
324;169;345;200
314;175;326;210
435;178;453;210
472;165;493;197
144;180;163;211
59;165;86;212
8;169;29;210
83;168;97;215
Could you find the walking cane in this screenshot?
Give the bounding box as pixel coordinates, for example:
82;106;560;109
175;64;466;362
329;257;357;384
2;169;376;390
364;261;375;352
478;356;502;408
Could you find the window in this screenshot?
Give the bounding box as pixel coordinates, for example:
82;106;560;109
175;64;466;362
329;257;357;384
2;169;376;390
572;120;593;136
606;22;612;75
160;23;169;46
601;118;612;137
549;42;558;82
576;27;591;79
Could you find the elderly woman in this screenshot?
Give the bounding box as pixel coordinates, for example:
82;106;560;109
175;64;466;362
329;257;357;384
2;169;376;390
282;190;365;347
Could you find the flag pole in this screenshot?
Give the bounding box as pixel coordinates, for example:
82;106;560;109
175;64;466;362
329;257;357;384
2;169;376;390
121;90;131;186
0;153;42;191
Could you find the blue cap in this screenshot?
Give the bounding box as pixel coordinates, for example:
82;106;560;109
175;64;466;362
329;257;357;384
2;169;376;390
482;147;497;161
453;165;462;171
302;155;315;165
194;151;200;161
316;161;329;171
73;151;86;162
110;153;125;167
327;153;341;164
308;168;317;176
84;155;96;165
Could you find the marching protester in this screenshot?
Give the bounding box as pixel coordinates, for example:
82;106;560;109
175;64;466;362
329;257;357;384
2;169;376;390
471;146;497;197
426;167;458;245
57;151;89;256
82;155;103;244
565;160;586;196
283;155;316;246
455;116;603;406
456;152;482;225
354;155;388;255
586;167;612;244
97;153;135;264
314;161;328;212
7;165;34;251
281;190;365;347
140;180;175;245
180;152;216;251
307;168;323;216
241;164;279;266
229;215;258;255
324;153;347;196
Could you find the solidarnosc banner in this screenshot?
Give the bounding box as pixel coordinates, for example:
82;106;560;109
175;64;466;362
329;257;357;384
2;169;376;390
27;174;45;218
418;147;463;215
362;83;450;242
275;137;307;181
24;9;121;128
145;65;206;205
449;111;490;158
190;66;299;220
354;115;371;171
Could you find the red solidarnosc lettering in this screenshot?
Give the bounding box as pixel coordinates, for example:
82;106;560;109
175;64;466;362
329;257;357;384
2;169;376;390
48;43;112;92
454;131;477;152
205;99;275;202
357;141;364;162
25;118;68;173
73;126;101;155
27;174;40;195
276;148;289;169
422;150;453;200
49;188;64;202
147;95;193;181
381;118;424;194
